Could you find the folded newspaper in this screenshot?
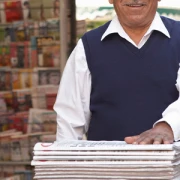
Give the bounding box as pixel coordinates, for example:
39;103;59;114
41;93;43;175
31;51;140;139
32;140;180;180
33;140;180;151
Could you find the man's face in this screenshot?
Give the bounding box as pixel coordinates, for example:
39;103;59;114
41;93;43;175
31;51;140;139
109;0;159;28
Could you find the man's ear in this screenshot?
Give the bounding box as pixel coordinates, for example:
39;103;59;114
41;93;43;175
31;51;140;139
109;0;113;4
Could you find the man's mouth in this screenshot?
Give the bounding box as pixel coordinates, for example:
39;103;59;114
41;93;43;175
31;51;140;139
125;4;146;7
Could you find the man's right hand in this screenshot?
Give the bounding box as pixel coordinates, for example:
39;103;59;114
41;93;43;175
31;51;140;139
124;122;174;145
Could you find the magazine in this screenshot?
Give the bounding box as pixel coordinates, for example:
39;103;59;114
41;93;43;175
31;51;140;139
12;89;32;112
46;18;60;40
0;69;11;91
33;68;60;86
0;91;14;113
36;36;59;67
27;108;57;133
0;1;23;23
10;41;30;68
29;0;42;21
0;44;11;67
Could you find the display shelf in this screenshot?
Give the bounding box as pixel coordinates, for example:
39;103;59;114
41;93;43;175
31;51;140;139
0;161;31;165
0;1;76;179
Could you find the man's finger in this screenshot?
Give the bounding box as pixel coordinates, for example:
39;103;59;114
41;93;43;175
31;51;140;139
153;135;163;144
132;131;152;144
136;136;154;145
124;135;139;144
163;136;174;144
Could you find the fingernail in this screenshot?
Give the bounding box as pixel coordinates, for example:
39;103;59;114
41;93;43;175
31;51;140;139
133;142;137;144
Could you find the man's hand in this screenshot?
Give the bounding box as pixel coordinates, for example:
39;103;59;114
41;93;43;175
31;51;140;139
124;122;174;144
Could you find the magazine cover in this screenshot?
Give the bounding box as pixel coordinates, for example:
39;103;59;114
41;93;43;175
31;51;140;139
1;134;12;161
30;36;38;67
27;108;57;133
10;41;30;68
38;69;60;85
0;1;23;23
12;21;26;42
0;112;13;132
31;85;58;109
42;41;60;67
0;24;13;42
21;0;31;20
46;18;60;40
11;135;22;161
36;36;54;67
11;133;30;161
29;0;43;21
8;114;23;132
4;24;13;43
19;134;31;161
0;45;11;67
19;69;33;88
31;86;47;109
39;21;47;36
0;69;12;91
16;42;26;67
0;27;6;41
10;42;18;67
12;68;33;89
24;20;34;39
12;69;21;89
12;89;32;112
0;91;14;113
14;111;29;133
42;0;53;19
46;91;57;110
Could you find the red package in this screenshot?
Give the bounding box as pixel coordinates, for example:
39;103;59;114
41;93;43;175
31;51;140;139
4;1;23;22
8;115;23;131
46;93;57;110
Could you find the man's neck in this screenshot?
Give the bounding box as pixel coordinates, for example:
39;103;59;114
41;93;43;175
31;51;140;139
121;23;152;45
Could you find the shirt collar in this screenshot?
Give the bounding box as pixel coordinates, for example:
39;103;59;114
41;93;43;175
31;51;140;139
101;12;170;41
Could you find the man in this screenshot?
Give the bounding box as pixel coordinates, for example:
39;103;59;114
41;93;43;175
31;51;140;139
54;0;180;144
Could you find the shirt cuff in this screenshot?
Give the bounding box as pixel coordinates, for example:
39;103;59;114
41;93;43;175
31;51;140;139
153;112;180;142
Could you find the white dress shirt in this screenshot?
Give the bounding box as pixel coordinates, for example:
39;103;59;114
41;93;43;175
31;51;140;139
54;13;180;141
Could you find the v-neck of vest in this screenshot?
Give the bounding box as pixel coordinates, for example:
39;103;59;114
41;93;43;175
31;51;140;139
121;32;156;58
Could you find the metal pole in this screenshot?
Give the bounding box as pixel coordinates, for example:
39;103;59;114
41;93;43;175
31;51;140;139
69;0;77;54
60;0;68;73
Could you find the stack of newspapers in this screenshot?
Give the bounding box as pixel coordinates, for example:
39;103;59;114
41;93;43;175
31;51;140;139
31;140;180;180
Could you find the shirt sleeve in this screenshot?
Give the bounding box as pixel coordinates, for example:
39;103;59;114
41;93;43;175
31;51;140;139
154;66;180;141
54;39;91;141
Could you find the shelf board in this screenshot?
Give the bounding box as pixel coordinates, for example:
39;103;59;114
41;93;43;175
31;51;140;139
0;161;31;166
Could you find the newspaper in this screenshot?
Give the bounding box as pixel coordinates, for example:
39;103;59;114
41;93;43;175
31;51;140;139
32;140;180;180
33;155;180;161
34;171;176;177
34;164;178;168
31;160;177;166
33;174;179;180
34;167;177;172
33;150;177;156
34;141;180;151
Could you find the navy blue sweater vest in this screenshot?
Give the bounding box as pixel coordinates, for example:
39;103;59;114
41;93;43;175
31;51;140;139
82;17;180;141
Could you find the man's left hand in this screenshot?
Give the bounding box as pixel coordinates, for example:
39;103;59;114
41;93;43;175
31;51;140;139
125;122;174;144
